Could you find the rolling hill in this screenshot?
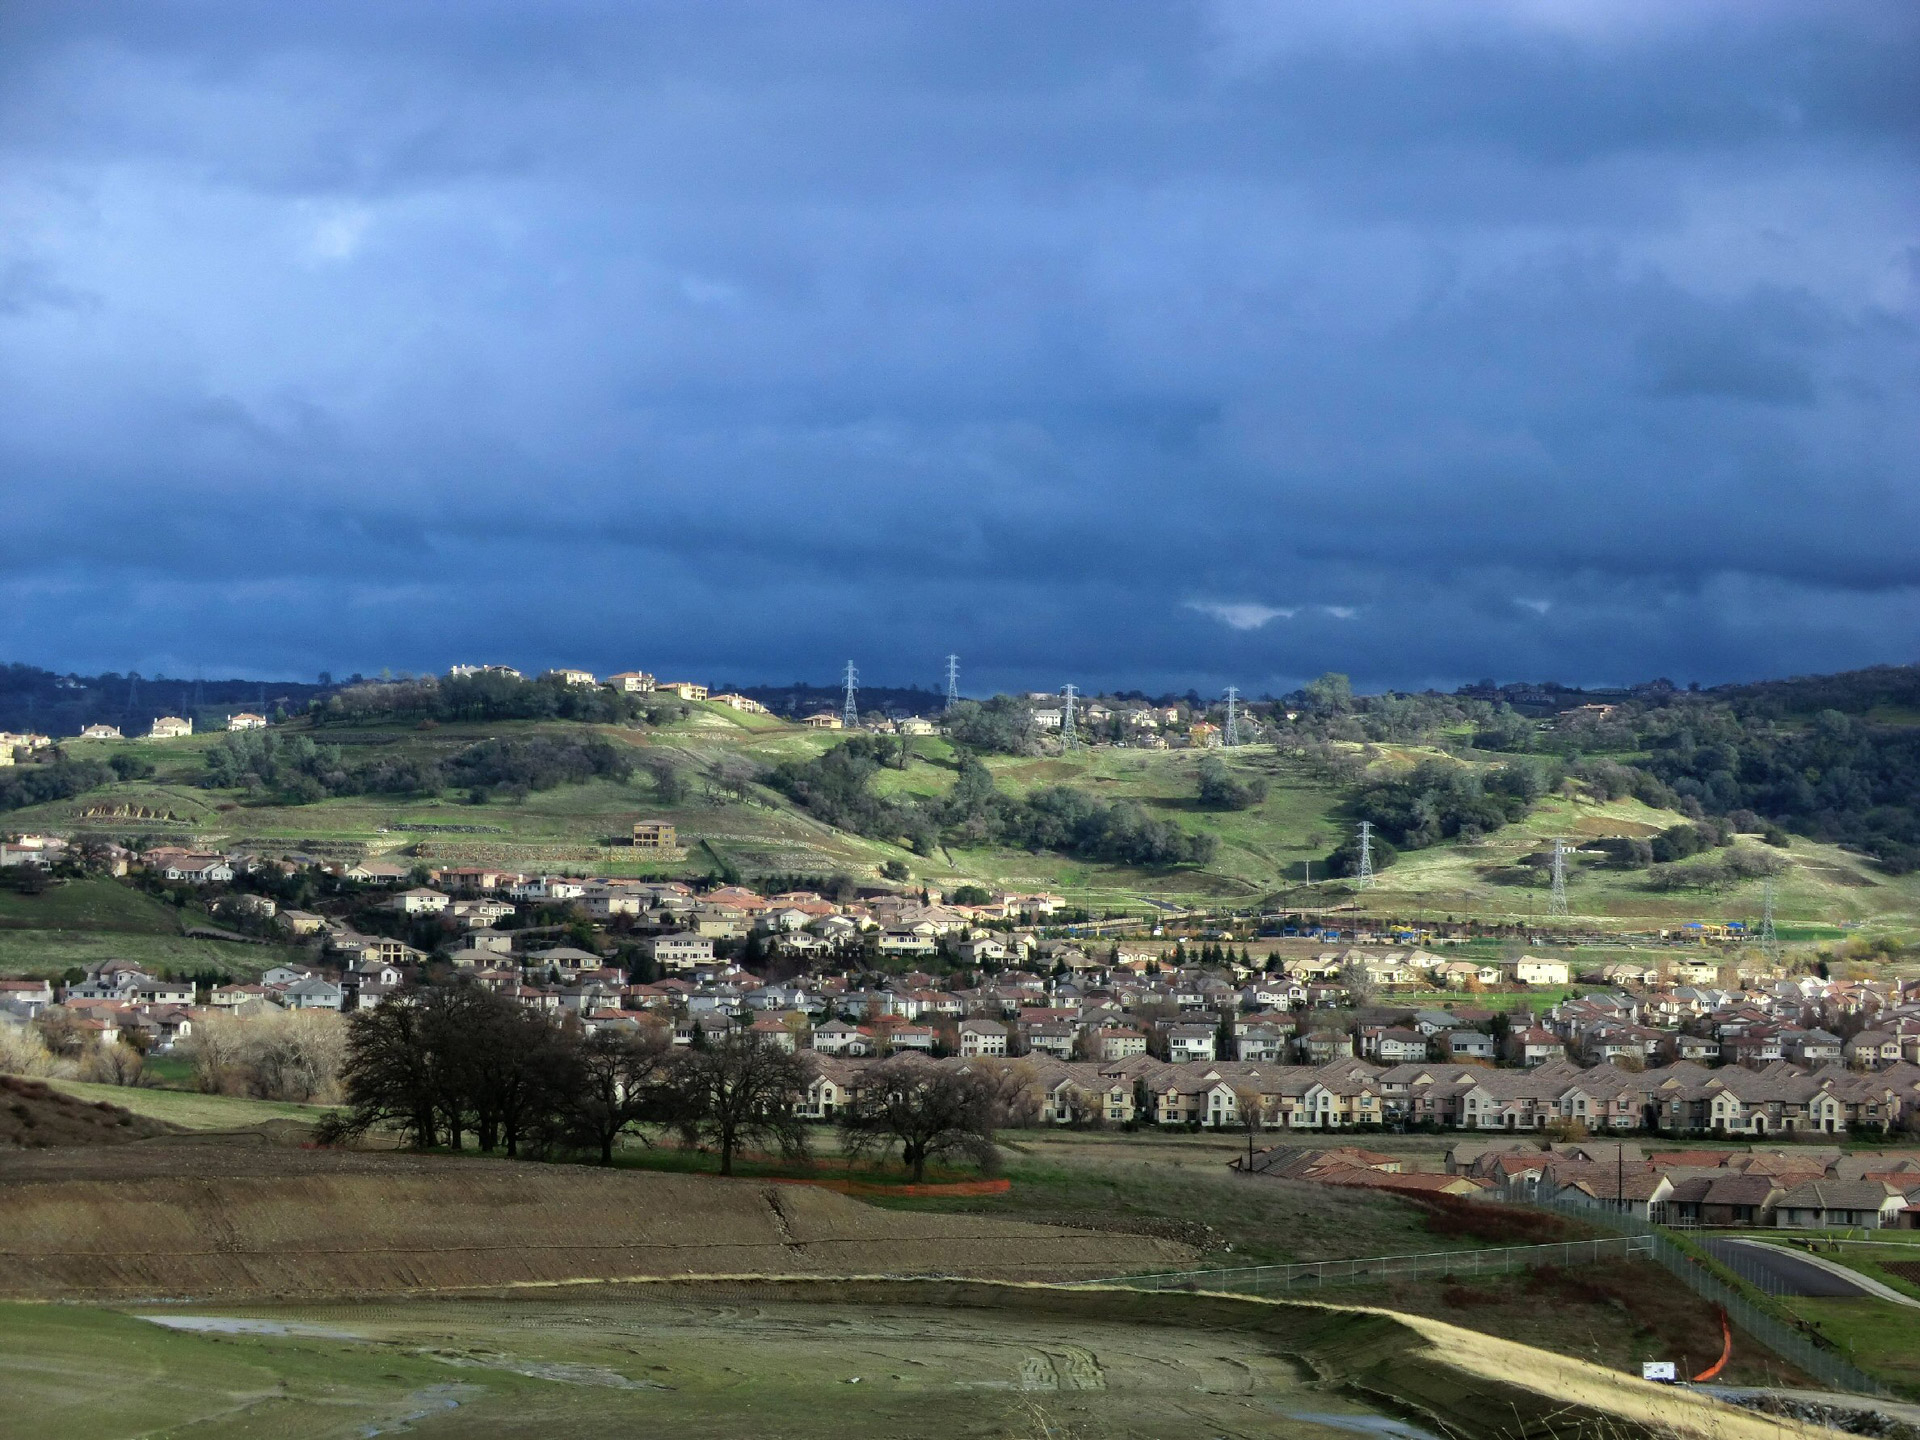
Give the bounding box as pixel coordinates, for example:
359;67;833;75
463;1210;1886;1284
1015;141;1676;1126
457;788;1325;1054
6;694;1918;941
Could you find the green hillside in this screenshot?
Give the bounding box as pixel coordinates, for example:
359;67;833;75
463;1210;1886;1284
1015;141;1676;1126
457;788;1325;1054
10;711;1919;941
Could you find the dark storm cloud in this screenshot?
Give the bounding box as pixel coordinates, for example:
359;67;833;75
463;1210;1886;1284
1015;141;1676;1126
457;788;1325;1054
0;0;1914;693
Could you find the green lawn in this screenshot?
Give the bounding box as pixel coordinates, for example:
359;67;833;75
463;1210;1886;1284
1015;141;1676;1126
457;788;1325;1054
1779;1297;1920;1398
46;1080;334;1130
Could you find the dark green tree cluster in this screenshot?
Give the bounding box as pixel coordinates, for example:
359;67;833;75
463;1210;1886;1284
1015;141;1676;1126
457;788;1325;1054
202;730;633;804
1196;756;1267;811
769;739;1215;867
1349;759;1559;850
313;672;656;727
939;696;1042;755
1631;704;1920;873
0;758;114;813
1001;787;1215;866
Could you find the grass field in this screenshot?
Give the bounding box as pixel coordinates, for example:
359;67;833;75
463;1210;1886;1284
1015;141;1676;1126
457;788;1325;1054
0;878;181;932
44;1078;334;1129
0;928;303;981
1776;1297;1920;1397
0;876;307;980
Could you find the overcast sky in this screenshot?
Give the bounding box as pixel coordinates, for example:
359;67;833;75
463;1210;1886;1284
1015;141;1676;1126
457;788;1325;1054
1;1;1914;696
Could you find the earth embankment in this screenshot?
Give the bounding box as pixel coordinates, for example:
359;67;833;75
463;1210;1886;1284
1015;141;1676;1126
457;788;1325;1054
1;1076;177;1148
0;1146;1192;1300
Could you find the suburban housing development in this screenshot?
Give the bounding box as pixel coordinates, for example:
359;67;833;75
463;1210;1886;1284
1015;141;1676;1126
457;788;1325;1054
8;831;1919;1155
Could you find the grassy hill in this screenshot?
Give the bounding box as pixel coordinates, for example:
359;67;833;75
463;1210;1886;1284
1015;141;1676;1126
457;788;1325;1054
9;711;1919;939
0;877;312;981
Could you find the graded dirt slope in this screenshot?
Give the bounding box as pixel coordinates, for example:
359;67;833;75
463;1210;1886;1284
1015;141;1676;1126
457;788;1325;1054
0;1076;177;1149
0;1147;1191;1301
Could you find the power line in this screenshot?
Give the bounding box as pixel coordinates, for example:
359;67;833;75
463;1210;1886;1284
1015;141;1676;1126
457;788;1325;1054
1224;686;1239;747
1356;821;1374;888
1549;837;1569;918
842;661;859;731
944;654;960;711
1061;684;1078;750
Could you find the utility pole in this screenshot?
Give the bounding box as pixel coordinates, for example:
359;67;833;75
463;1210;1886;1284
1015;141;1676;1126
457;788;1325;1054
1356;821;1374;889
945;654;961;712
842;662;859;731
1224;687;1240;747
1761;876;1780;966
1549;838;1569;918
1061;685;1078;750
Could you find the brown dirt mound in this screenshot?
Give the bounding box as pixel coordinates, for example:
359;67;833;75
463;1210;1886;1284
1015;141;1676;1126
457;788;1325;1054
0;1076;177;1149
0;1147;1191;1301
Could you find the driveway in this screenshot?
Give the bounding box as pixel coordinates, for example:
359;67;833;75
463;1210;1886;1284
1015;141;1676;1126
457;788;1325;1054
1702;1238;1919;1306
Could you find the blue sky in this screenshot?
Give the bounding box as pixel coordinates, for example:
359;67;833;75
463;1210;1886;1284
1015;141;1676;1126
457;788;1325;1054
1;1;1914;695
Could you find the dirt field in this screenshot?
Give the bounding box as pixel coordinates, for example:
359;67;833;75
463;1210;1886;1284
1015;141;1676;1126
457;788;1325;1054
0;1075;176;1148
0;1146;1192;1300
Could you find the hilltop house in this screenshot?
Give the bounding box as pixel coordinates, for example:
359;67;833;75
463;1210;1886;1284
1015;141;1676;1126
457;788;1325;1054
632;820;677;850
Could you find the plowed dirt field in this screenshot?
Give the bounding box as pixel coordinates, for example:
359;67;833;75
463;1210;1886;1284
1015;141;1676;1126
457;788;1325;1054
0;1145;1191;1300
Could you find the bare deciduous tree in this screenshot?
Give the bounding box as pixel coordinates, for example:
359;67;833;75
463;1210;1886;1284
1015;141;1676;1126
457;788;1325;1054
661;1034;812;1176
840;1056;999;1183
569;1025;671;1164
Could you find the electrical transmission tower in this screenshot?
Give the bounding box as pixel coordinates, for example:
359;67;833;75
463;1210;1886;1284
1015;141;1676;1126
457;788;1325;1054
1224;687;1240;747
944;654;961;711
1761;875;1781;965
1549;838;1569;918
842;662;859;730
1356;821;1374;888
1061;685;1078;749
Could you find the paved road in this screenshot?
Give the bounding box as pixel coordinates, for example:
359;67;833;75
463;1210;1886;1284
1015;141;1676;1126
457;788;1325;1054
1702;1238;1885;1299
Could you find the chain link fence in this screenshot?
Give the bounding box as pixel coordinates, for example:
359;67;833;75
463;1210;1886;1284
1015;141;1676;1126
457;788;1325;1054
1080;1234;1651;1296
1528;1199;1892;1398
1088;1197;1892;1399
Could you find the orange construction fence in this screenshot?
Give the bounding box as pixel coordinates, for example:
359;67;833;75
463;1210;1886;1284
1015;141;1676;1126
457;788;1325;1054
766;1176;1013;1198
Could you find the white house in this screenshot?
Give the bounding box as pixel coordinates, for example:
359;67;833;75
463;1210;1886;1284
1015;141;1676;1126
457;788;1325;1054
643;931;714;973
388;887;450;915
1513;957;1571;986
958;1018;1008;1058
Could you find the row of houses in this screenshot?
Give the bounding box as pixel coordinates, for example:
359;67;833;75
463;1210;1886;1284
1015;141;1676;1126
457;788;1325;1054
1449;1138;1920;1229
1237;1140;1920;1229
1543;976;1920;1072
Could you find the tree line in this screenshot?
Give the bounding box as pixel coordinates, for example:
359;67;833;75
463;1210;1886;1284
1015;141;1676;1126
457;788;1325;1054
311;671;685;727
769;737;1214;867
322;984;1003;1179
200;730;635;805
